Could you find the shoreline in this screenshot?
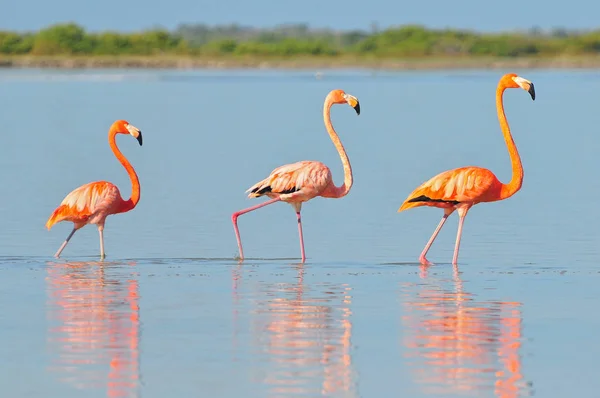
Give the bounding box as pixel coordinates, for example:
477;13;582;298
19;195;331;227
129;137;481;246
2;55;600;70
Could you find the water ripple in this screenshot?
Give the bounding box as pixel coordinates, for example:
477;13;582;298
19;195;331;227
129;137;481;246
399;265;532;397
233;264;358;397
45;261;141;397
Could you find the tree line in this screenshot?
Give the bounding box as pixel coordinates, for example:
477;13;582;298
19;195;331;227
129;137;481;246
2;22;600;58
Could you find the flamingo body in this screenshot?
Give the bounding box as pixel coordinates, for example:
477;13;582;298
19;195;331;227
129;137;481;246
47;119;142;259
247;160;334;203
232;89;361;262
399;166;501;212
46;181;126;229
398;73;535;265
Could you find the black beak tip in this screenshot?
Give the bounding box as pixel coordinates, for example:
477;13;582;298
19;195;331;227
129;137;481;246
354;102;360;115
136;132;143;146
528;84;535;101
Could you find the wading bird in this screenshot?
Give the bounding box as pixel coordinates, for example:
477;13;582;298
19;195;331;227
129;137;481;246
398;73;535;265
232;89;360;262
46;120;143;259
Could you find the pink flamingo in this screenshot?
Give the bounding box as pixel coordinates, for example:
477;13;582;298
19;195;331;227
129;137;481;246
46;120;142;259
398;73;535;265
232;89;360;262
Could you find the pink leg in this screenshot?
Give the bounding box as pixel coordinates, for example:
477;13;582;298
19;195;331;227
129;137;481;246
452;208;469;265
232;198;281;260
98;224;105;260
54;227;77;258
419;210;452;265
296;211;306;262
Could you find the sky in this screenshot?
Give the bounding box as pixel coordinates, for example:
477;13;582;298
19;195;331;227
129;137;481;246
1;0;598;32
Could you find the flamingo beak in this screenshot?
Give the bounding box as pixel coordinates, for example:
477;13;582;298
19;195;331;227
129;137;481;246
527;83;535;101
514;76;535;101
125;123;143;146
345;94;360;115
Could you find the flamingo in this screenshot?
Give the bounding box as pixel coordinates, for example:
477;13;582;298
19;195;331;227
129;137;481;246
232;89;360;262
46;120;143;259
398;73;535;265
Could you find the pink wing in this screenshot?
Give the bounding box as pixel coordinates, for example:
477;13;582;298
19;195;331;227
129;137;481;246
46;181;122;229
247;161;332;198
399;167;500;211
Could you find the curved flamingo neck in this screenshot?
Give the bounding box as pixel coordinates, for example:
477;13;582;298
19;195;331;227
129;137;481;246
497;84;523;200
322;98;353;198
109;127;140;212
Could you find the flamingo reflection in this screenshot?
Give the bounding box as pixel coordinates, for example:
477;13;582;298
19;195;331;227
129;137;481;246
233;264;356;397
401;265;529;397
46;261;141;397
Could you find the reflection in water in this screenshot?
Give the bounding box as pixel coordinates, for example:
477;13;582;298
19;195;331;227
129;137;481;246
233;264;357;397
46;261;141;397
401;265;530;397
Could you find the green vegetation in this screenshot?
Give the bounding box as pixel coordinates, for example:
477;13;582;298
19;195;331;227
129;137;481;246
2;22;600;59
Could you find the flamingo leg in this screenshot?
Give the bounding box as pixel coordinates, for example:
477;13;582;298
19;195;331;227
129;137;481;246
296;211;306;262
98;225;105;260
54;227;77;258
452;208;469;265
419;214;448;265
232;197;281;260
419;210;452;265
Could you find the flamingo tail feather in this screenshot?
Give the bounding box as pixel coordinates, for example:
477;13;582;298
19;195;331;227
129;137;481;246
46;205;69;230
246;180;299;198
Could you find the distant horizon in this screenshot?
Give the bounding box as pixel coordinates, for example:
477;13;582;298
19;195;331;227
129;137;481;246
2;0;599;34
2;20;596;34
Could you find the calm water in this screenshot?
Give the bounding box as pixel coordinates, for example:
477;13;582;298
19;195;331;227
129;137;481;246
0;68;599;397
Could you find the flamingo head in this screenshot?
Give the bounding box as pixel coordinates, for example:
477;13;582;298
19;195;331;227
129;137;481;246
329;89;360;115
502;73;535;101
114;120;143;146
